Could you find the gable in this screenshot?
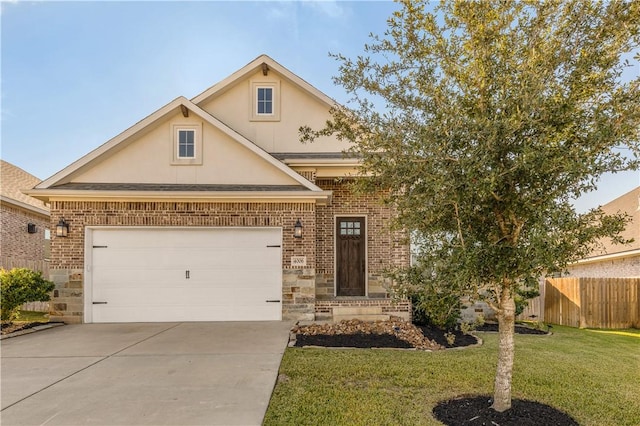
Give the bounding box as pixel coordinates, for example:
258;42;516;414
26;55;363;202
194;56;351;155
70;110;300;186
29;98;329;203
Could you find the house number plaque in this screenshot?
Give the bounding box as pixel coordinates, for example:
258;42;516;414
291;256;307;267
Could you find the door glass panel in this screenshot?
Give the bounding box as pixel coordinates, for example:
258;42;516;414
339;220;363;236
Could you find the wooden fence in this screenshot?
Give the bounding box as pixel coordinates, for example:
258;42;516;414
0;257;50;276
543;277;640;329
517;294;543;321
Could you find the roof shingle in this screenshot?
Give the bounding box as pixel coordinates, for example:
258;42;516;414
0;160;49;213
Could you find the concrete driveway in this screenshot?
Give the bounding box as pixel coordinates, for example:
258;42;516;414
0;322;292;426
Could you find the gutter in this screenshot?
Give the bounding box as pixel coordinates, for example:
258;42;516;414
0;195;50;217
570;248;640;265
24;189;333;205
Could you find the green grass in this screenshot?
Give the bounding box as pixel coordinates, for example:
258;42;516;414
15;310;49;322
264;325;640;425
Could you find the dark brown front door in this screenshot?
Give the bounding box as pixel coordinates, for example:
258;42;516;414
336;217;366;296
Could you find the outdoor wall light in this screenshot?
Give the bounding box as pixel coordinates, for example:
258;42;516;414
56;218;69;237
293;219;303;238
27;223;37;234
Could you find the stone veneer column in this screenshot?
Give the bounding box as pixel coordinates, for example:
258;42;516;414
282;268;316;321
49;269;84;324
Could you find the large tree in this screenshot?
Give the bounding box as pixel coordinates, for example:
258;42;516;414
303;0;640;412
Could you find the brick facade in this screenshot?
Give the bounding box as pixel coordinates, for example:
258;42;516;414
565;255;640;278
0;204;50;271
48;200;316;323
314;179;410;299
47;182;410;323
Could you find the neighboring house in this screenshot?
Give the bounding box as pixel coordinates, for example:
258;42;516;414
565;186;640;278
0;160;51;272
27;55;410;324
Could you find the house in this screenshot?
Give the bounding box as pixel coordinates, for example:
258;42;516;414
0;160;50;273
26;55;411;324
564;186;640;278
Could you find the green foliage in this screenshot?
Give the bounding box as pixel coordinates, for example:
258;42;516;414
514;279;540;317
302;0;639;410
303;0;639;302
458;321;473;335
0;268;55;323
391;265;461;329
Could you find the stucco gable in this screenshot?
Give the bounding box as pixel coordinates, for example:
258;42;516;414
192;55;352;155
32;98;323;197
192;54;335;108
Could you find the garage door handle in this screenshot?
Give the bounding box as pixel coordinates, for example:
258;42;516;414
93;301;108;305
265;299;281;303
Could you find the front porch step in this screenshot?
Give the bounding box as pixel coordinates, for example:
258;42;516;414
331;306;390;322
333;314;391;322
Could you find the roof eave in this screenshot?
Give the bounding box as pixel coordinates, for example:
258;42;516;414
570;248;640;265
25;189;332;204
284;159;362;167
191;54;337;108
0;195;50;217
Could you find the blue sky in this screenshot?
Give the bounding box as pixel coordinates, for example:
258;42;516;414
1;0;638;212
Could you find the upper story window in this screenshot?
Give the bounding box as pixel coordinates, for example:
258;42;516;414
177;129;195;158
172;123;202;165
250;81;280;121
257;87;273;115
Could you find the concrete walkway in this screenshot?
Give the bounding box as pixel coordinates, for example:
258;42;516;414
0;322;292;425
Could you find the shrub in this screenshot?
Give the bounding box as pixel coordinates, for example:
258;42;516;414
514;277;540;317
390;265;462;330
0;268;55;323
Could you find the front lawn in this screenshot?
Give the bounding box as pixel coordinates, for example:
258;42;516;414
14;310;49;322
264;325;640;426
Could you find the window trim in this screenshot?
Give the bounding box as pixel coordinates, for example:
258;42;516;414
171;123;202;165
250;81;280;121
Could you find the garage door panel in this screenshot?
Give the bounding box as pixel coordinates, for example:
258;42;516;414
89;228;282;322
93;248;279;269
93;305;280;323
92;268;280;288
93;229;280;249
95;279;281;302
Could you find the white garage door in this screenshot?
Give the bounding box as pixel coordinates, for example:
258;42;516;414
86;228;282;323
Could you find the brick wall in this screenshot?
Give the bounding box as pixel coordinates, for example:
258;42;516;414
0;204;50;270
315;179;410;299
48;200;316;323
564;255;640;278
47;188;411;323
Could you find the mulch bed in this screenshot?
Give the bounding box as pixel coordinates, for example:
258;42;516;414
295;331;415;349
433;395;579;426
293;319;549;350
292;318;444;350
418;326;479;348
476;322;550;335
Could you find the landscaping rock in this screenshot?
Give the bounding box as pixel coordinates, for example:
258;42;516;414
292;317;443;350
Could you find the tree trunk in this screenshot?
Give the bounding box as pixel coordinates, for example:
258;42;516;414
491;289;516;412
